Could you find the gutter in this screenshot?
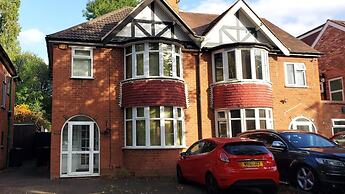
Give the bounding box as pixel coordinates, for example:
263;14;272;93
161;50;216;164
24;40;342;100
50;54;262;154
196;50;202;140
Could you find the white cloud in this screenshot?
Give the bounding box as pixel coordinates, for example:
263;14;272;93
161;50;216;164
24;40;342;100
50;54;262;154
184;0;345;36
19;28;45;45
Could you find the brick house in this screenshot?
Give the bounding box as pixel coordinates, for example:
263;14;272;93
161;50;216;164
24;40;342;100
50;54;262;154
0;44;17;170
46;0;321;178
299;20;345;137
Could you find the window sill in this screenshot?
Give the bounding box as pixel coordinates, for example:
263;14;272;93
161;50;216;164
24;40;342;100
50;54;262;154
285;85;308;88
122;77;184;83
212;79;272;86
122;146;187;150
70;77;94;80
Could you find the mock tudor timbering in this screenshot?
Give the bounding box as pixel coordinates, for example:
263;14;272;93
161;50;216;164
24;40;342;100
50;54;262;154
46;0;322;178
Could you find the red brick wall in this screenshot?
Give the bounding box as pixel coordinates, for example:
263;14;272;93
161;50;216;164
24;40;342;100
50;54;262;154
270;56;322;132
212;83;273;109
121;79;186;108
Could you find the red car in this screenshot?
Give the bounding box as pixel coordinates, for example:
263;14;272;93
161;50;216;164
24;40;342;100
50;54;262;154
176;138;279;194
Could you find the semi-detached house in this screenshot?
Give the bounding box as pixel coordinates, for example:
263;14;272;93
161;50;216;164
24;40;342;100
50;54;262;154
46;0;322;178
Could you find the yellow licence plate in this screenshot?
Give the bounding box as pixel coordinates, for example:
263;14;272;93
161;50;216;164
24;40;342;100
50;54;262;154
239;161;263;168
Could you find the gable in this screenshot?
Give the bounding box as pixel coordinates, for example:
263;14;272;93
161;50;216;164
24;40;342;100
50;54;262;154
202;0;290;55
311;20;345;48
106;0;194;43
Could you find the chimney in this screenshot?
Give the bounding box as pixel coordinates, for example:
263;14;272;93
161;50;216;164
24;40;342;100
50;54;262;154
166;0;179;13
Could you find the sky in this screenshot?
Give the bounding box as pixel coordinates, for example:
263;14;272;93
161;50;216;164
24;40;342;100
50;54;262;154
19;0;345;63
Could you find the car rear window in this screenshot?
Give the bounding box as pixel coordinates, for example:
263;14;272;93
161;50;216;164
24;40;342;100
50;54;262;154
224;142;270;156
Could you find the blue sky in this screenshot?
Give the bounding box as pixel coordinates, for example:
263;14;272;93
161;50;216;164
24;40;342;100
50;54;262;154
19;0;345;63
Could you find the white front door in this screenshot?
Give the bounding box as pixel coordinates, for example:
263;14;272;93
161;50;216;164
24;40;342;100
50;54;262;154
61;121;99;177
293;122;313;132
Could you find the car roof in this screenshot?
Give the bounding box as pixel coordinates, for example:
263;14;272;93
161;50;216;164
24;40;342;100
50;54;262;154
204;137;259;144
331;131;345;138
239;129;318;136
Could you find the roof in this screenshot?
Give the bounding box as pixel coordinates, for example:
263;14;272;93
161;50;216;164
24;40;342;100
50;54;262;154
0;44;17;76
46;2;319;55
205;137;260;144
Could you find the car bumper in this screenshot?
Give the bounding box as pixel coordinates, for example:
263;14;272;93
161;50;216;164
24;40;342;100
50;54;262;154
215;168;279;189
319;171;345;188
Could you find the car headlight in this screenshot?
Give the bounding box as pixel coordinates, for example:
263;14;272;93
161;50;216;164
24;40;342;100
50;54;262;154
316;158;345;167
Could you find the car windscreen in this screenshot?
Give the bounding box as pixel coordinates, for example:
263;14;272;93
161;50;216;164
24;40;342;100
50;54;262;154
224;142;270;156
281;133;336;148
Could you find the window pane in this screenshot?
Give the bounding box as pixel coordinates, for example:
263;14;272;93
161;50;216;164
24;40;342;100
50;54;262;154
135;44;144;52
165;120;174;146
163;52;173;76
149;52;159;76
295;70;306;86
175;46;180;53
230;110;241;118
126;108;132;119
214;53;223;82
150;107;160;118
75;50;91;56
246;120;256;130
136;120;146;146
94;125;99;151
227;51;236;79
334;128;345;134
126;55;132;79
255;50;263;80
177;121;183;145
177;108;182;117
136;54;144;76
137;107;144;117
259;109;266;118
260;120;267;129
126;121;132;146
162;43;172;51
332;91;343;101
73;58;91;77
150;120;161;146
126;46;132;54
176;56;181;77
330;79;343;91
231;120;242;137
334;120;345;125
245;109;255;118
149;43;159;50
61;154;67;174
218;122;227;137
218;111;226;119
164;106;173;118
286;64;295;85
241;50;252;79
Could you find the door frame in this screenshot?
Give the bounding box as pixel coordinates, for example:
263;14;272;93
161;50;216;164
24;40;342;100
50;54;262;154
289;116;316;132
60;119;100;178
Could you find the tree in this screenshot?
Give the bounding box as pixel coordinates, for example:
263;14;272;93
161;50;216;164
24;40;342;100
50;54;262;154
83;0;138;20
14;52;51;127
0;0;21;60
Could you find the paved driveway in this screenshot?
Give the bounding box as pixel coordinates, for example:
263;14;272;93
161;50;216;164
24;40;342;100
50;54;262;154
0;163;309;194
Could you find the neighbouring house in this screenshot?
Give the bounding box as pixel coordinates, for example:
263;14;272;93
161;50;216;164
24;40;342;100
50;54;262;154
46;0;321;179
299;20;345;137
0;44;18;170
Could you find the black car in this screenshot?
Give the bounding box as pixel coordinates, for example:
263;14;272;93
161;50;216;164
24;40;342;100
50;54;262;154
238;130;345;193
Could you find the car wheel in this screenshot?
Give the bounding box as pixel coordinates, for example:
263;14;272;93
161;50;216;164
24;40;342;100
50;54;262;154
205;173;221;194
296;166;317;192
176;166;186;184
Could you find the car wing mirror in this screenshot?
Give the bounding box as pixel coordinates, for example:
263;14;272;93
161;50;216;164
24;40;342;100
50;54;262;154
180;152;189;158
272;141;287;150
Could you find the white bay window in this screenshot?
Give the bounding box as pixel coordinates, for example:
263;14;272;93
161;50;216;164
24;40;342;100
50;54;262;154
125;106;185;148
125;42;182;80
216;108;273;138
213;48;269;82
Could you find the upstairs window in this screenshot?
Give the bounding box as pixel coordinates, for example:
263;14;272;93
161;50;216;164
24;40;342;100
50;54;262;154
1;79;6;109
71;47;93;79
125;42;182;80
329;77;344;101
285;63;307;87
212;48;269;83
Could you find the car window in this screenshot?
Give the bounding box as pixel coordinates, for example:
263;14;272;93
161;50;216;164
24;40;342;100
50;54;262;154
187;141;205;155
202;141;217;153
244;133;286;148
282;133;335;148
333;135;345;146
224;142;269;156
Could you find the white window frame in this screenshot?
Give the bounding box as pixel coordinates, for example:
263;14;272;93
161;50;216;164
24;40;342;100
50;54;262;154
124;106;186;149
124;42;183;80
328;77;344;102
71;47;94;79
289;116;316;133
212;48;269;83
215;108;273;138
284;62;307;87
1;79;6;109
332;119;345;135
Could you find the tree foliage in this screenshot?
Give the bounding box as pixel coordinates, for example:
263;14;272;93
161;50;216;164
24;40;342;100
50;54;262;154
83;0;138;20
0;0;21;60
14;52;51;128
14;104;50;130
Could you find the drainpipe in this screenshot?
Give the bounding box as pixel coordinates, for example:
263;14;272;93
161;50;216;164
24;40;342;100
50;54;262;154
196;50;203;140
6;76;17;168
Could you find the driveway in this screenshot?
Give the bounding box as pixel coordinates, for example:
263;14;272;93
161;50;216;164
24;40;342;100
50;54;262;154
0;162;309;194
